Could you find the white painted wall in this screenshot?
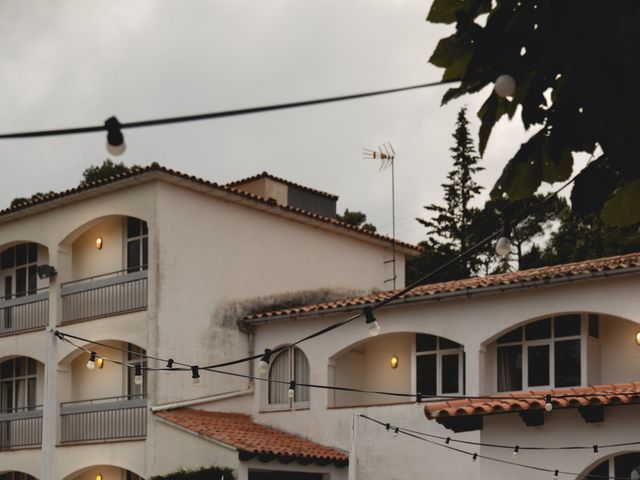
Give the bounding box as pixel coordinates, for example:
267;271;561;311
69;341;127;402
71;216;124;280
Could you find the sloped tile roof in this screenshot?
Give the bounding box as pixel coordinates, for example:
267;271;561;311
226;171;339;200
424;382;640;419
0;163;418;253
244;252;640;321
155;408;348;466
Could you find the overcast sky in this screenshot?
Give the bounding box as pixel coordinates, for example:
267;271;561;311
0;0;540;244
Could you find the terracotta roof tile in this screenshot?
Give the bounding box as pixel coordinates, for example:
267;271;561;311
424;381;640;419
226;171;339;200
155;408;348;466
244;252;640;321
0;163;418;253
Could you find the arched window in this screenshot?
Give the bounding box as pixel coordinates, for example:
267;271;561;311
496;314;599;392
586;453;640;480
268;347;310;407
0;357;38;412
0;473;36;480
1;243;38;299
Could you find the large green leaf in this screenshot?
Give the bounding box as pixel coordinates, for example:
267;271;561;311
429;34;474;80
427;0;491;25
477;93;509;156
601;178;640;226
542;145;572;184
492;130;546;199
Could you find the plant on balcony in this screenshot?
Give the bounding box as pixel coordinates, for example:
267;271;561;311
150;466;234;480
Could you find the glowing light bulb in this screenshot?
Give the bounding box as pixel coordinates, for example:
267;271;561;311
494;74;516;98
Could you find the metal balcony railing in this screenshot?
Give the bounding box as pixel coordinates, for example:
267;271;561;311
60;395;147;444
0;289;49;335
61;268;147;323
0;406;43;450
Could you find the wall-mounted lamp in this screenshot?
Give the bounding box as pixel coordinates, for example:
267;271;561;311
96;357;104;369
390;356;398;369
96;474;103;480
96;237;103;250
636;332;640;345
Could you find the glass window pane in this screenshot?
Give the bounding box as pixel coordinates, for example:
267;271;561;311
1;248;13;269
416;354;436;396
142;237;148;269
0;360;12;379
588;314;599;338
14;244;27;266
27;243;37;263
127;240;141;271
1;381;13;411
27;359;36;376
615;453;640;479
268;350;290;405
15;268;26;296
15;379;26;408
497;327;522;344
554;314;581;337
4;276;12;299
525;318;551;340
554;339;581;387
497;345;522;392
127;217;141;238
439;337;461;350
527;345;550;386
14;358;25;377
142;221;148;235
586;460;609;480
28;265;37;294
441;354;459;394
294;348;310;403
416;334;437;352
27;377;36;408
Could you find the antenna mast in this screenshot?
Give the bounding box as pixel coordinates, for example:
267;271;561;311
363;142;397;289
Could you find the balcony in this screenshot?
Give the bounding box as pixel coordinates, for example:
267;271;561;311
0;290;49;336
60;268;147;324
60;395;147;444
0;406;43;450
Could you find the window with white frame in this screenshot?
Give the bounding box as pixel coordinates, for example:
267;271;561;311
126;217;148;272
0;357;37;413
496;314;599;392
268;347;310;408
0;243;38;299
416;334;464;396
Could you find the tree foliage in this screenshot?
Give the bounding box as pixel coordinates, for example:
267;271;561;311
81;159;138;185
427;0;640;225
337;208;377;232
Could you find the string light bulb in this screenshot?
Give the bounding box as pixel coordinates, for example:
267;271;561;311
545;395;553;412
364;307;381;337
105;116;126;156
86;352;97;370
513;445;519;457
416;393;423;405
495;236;511;257
191;366;200;385
494;74;516;98
167;358;174;369
134;364;143;386
472;453;478;462
553;469;559;480
288;380;296;399
393;427;399;437
258;349;273;375
593;445;599;457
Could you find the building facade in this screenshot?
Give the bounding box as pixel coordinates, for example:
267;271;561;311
0;164;410;480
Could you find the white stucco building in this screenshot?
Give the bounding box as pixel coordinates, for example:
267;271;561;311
1;163;639;480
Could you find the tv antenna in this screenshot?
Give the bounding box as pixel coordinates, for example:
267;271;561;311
363;142;397;289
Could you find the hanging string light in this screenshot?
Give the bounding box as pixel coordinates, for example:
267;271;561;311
494;74;516;98
191;366;200;385
288;381;296;399
364;307;381;337
86;352;97;369
258;349;273;375
134;364;144;386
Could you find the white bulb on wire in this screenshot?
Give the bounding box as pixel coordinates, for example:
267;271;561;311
258;360;269;375
553;470;559;480
191;366;200;385
134;365;143;386
495;237;511;257
368;320;382;337
513;446;519;457
288;381;295;399
494;74;516;98
86;352;97;370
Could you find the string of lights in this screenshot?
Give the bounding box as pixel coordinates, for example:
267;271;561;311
53;329;640;406
359;415;636;480
0;78;460;155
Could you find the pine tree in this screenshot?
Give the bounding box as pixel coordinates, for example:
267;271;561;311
415;107;484;276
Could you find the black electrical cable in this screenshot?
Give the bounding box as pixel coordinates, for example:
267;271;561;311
0;79;459;139
360;415;635;480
